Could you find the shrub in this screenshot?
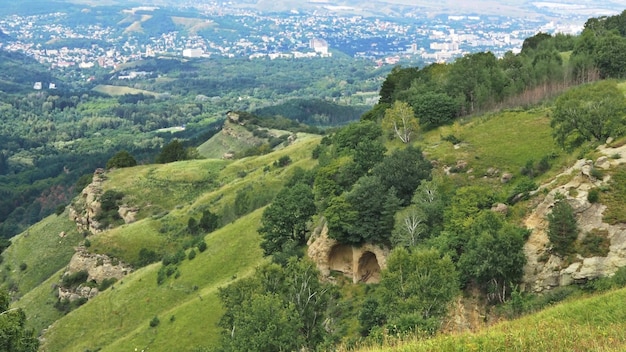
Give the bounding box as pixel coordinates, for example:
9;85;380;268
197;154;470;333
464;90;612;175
19;262;27;271
137;248;159;267
576;229;610;257
587;189;600;203
590;167;604;180
547;200;579;256
188;249;196;260
197;241;207;253
55;204;66;216
106;150;137;169
274;155;292;167
98;277;117;291
441;134;461;144
150;316;160;328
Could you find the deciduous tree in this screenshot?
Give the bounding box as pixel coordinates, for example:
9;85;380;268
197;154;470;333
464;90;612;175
382;101;419;143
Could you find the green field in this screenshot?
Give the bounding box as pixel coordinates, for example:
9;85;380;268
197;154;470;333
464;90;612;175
93;84;161;97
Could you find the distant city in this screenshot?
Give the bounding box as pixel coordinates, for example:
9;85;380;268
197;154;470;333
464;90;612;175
0;1;621;74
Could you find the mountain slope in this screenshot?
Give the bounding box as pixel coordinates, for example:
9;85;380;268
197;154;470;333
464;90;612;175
18;135;322;351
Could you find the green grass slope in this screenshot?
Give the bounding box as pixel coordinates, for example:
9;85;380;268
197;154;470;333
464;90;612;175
358;287;626;352
421;107;565;178
28;134;321;351
197;120;267;159
39;209;265;352
1;210;82;298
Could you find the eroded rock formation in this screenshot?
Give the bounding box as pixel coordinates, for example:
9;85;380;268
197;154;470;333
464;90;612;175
68;168;106;235
58;246;132;302
522;143;626;292
308;223;389;284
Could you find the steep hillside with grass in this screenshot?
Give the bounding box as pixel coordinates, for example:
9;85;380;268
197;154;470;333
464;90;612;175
8;134;321;351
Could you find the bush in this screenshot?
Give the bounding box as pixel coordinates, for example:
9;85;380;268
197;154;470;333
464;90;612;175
150;316;160;328
106;150;137;169
19;262;27;271
587;188;600;203
55;204;66;216
137;248;159;267
590;167;604;180
197;241;207;253
98;277;117;291
274;155;292;167
188;249;196;260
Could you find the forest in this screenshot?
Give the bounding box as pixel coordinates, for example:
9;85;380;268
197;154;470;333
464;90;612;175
0;52;388;238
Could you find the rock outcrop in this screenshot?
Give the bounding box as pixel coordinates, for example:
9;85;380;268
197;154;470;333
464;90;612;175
522;144;626;292
307;223;389;284
58;246;132;302
69;168;138;235
68;168;106;235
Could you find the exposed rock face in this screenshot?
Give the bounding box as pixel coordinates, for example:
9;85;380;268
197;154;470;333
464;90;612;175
307;223;389;284
69;168;137;234
68;168;106;235
67;246;132;283
118;205;139;224
522;143;626;292
58;246;132;302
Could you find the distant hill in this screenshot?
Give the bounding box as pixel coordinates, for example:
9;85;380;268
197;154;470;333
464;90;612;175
253;99;369;126
0;50;56;93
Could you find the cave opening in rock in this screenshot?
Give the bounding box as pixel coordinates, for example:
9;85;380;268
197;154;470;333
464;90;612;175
328;244;353;276
357;251;381;283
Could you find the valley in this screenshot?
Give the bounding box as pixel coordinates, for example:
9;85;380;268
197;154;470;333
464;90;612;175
3;2;626;352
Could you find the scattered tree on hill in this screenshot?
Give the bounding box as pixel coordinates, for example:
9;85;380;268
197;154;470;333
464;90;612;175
218;259;331;351
156;140;188;163
382;101;419;143
326;175;401;245
458;211;528;302
105;150;137;169
551;81;626;149
371;145;432;205
259;183;316;257
547;199;579;256
199;209;220;233
391;206;427;248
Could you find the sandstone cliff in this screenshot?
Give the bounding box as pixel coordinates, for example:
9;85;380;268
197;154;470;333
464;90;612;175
307;222;389;284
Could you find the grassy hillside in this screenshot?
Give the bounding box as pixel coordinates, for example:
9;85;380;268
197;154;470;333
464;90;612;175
15;134;322;351
0;210;83;298
39;209;265;352
354;287;626;352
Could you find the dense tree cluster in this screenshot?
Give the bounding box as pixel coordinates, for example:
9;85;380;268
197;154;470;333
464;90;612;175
218;259;332;352
369;11;626;135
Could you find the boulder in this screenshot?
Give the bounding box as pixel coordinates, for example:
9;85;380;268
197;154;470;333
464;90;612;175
491;203;508;215
595;156;611;170
500;172;513;184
